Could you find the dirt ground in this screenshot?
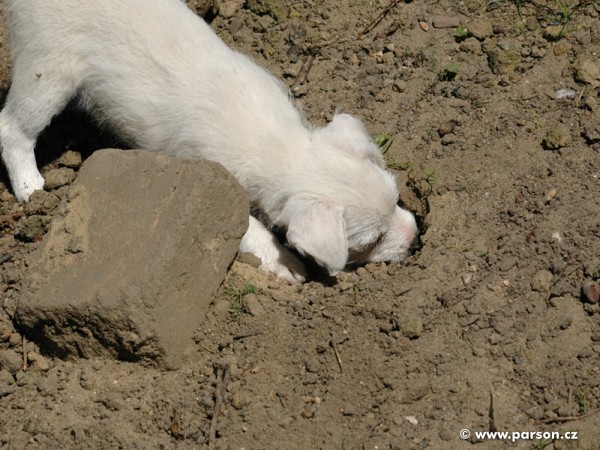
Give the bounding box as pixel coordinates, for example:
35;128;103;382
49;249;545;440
1;0;599;449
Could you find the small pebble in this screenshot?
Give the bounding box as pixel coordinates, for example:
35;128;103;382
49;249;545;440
243;294;264;316
581;281;599;304
438;120;457;137
342;403;357;416
302;405;316;418
544;188;557;203
544;26;563;41
553;42;568;56
404;415;418;425
231;391;249;410
432;16;460;29
419;21;429;32
460;273;473;287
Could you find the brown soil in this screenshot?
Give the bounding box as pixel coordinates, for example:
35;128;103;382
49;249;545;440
1;1;599;449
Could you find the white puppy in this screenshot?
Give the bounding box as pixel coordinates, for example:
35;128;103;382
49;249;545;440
0;0;418;282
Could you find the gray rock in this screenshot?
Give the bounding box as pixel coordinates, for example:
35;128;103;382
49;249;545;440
15;149;248;369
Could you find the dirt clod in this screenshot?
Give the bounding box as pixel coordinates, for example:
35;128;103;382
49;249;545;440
43;167;76;190
543;126;572;150
531;270;554;292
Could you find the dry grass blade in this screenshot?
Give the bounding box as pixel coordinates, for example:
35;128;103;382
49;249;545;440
358;0;403;39
208;363;232;448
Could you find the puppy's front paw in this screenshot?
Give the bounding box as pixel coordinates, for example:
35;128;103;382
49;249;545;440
240;216;308;283
13;171;45;203
259;249;307;284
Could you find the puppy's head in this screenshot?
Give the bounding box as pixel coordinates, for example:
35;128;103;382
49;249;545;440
279;113;418;275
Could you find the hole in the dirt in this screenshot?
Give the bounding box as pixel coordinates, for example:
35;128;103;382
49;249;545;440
264;179;431;283
403;169;432;251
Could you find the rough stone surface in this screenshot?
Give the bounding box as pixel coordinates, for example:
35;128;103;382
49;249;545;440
15;149;248;369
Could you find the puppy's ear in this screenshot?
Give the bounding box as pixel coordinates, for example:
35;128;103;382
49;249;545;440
317;113;386;168
285;201;348;275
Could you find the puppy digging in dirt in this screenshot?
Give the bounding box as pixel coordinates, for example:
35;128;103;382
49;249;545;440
0;0;418;283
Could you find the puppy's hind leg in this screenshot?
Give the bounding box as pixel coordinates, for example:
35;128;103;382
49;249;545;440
0;59;79;202
240;216;307;283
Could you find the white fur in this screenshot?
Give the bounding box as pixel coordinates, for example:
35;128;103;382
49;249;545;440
0;0;418;281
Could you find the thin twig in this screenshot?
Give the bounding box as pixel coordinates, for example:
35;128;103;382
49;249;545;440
330;340;343;373
358;0;402;39
535;407;600;425
292;55;315;90
232;331;262;341
208;363;231;448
